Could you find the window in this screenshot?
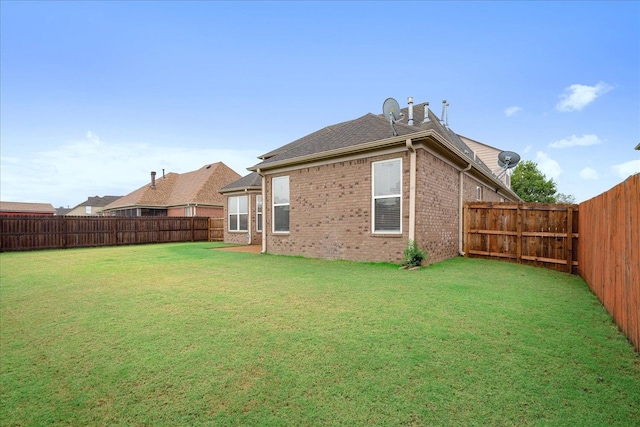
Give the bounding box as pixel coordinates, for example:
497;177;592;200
372;158;402;233
228;196;248;232
256;195;263;232
85;206;92;215
272;176;289;232
184;206;192;216
476;186;483;201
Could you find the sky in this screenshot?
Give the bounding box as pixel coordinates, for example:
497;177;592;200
1;1;638;208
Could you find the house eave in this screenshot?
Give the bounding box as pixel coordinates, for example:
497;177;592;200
248;131;432;172
219;185;262;195
248;128;519;200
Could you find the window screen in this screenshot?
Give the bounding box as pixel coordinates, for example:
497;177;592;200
372;159;401;233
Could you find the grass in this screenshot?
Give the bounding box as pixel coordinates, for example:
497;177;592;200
1;242;638;426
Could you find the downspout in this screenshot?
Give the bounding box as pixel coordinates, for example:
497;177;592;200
245;188;251;245
406;139;416;242
459;163;472;255
257;168;267;254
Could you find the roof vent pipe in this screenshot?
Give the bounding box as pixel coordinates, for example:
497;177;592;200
407;97;414;126
423;102;430;123
441;100;447;125
445;101;450;127
151;171;156;189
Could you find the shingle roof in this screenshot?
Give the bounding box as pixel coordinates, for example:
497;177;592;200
103;162;241;210
251;103;495;177
0;201;56;214
73;195;122;209
219;172;262;193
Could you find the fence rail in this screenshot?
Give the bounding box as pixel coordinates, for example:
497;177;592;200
0;216;210;251
464;202;579;273
577;174;639;352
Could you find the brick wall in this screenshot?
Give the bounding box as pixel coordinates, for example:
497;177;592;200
262;148;515;264
194;206;223;218
223;192;262;245
265;152;409;263
414;150;460;264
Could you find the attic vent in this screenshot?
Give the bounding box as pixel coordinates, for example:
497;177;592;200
206;164;211;169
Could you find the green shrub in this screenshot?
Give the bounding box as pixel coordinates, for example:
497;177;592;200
402;240;426;267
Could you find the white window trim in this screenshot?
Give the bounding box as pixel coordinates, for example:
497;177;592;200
372;158;403;234
272;176;290;233
476;186;483;201
228;195;249;232
256;195;263;233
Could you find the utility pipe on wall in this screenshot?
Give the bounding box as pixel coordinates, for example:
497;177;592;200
459;163;472;256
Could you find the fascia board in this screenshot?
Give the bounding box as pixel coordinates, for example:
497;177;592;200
218;186;262;195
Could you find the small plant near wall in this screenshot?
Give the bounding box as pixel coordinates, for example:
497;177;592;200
402;240;427;269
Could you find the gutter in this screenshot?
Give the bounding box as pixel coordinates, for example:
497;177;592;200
459;163;472;256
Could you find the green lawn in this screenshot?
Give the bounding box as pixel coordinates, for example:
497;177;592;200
1;242;638;426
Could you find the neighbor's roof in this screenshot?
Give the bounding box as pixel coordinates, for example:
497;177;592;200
103;162;241;210
72;195;122;209
0;201;56;213
251;102;495;177
219;172;262;194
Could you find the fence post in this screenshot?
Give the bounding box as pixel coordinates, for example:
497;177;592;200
62;216;67;249
463;203;469;256
516;203;522;264
566;206;573;273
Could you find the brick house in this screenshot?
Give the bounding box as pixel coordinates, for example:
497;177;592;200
218;172;263;245
0;201;56;216
229;99;520;264
101;162;240;218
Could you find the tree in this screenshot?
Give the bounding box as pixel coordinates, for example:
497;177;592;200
555;193;577;204
510;160;557;203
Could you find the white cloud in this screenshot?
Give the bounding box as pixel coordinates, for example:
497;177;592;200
611;159;640;178
535;151;562;181
504;106;522;117
0;132;262;208
549;134;602;148
556;82;612;112
579;167;599;180
523;145;532;154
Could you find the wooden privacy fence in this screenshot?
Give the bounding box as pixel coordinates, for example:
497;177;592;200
208;218;224;242
0;216;210;252
577;174;639;353
464;202;579;273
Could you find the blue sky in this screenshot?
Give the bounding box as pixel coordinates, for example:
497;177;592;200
1;1;638;207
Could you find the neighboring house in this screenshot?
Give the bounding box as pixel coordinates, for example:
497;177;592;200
101;162;241;218
56;207;72;216
65;196;122;216
218;172;263;245
0;201;56;216
458;135;511;187
235;98;520;264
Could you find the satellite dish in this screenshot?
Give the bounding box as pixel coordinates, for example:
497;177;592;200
382;97;404;136
498;151;521;169
383;98;402;121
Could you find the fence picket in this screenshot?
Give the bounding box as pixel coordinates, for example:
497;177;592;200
0;216;211;251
